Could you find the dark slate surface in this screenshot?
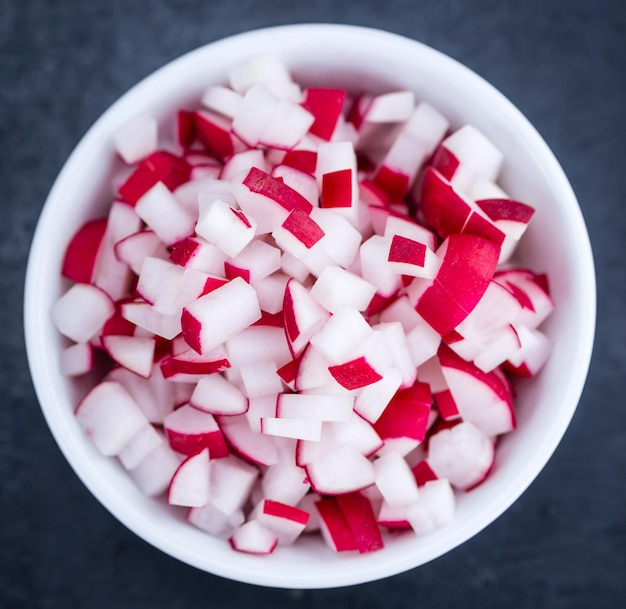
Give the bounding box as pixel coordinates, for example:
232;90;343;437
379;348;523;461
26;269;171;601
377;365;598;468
1;0;624;607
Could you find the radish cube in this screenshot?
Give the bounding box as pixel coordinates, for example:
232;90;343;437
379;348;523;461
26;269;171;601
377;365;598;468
261;417;322;442
374;451;420;507
181;277;261;354
225;325;292;370
301;88;347;140
164;404;229;458
310;308;372;364
336;492;384;553
364;90;414;123
310;266;377;313
224;240;282;284
188;503;245;539
245;395;279;433
201;85;243;119
62;218;107;284
52;283;114;343
230;521;277;555
128;441;183;497
386;234;440;279
116;230;169;275
108;364;175;424
195;198;256;258
272;209;325;258
316;498;357;552
75;381;148;456
253;272;289;315
118;424;163;470
220;148;268;182
217;414;279;466
102;335;155;379
354;367;403;423
251;499;309;545
135;182;195;247
168;448;211;507
191;374;248;415
260;98;315;149
276;393;354;422
359;235;403;297
229;56;292;94
60;343;93;377
114;115;158;165
121;302;181;340
305;445;376;495
240;362;284;398
260;463;311;509
209;455;258;514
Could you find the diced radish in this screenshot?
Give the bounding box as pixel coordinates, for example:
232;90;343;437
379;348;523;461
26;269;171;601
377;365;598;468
374;322;417;387
261;459;310;505
217;414;279;466
420;479;456;527
114;115;158;165
229;55;293;94
495;269;554;330
386;234;440;279
190;374;248;415
108;364;175;423
52;283;114;343
438;344;515;436
245;395;278;433
62;218;107;283
373;381;432;456
374;451;420;507
220;148;268;182
504;326;551;377
428;421;494;490
201;84;243;119
75;381;148;456
128;440;183;497
60;342;93;377
261;417;322;442
413;234;500;336
169;237;229;276
118;424;163;470
167;448;211;507
305;445;376;495
309;308;372;364
272;165;319;205
316;497;357;552
363;91;414;124
276;393;354;422
135;182;195;247
377;501;412;530
116;230;169;275
260;97;315;149
118;151;191;206
283;278;330;356
251;499;309;545
121;301;181;340
354;367;403;423
193;109;243;160
230;520;278;555
316;142;358;223
301;88;347;140
195;198;257;258
272;209;325;258
225;240;282;284
359;235;403;297
280;251;310;284
164;404;229;458
432;125;503;193
310;266;377;313
181;277;261;354
328;356;383;391
297;493;322;532
209;455;259;514
253;272;289;315
336;492;384;553
225;325;292;370
102;335;155;379
373;103;449;199
384;215;437;252
188;503;245;538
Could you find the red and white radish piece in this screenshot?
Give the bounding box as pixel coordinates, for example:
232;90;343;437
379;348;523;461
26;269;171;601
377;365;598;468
164;404;229;458
167;448;211;507
305;445;376;495
114;115;158;165
229;520;278;555
53;284;114;343
251;499;309;545
60;343;93;377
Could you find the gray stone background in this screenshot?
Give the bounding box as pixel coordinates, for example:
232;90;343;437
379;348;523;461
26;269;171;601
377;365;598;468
1;0;624;607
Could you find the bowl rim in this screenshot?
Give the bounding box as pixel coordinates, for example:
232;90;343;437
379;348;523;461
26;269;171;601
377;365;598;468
24;23;596;588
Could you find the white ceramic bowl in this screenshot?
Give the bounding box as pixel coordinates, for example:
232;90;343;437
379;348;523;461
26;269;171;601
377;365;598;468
24;24;595;588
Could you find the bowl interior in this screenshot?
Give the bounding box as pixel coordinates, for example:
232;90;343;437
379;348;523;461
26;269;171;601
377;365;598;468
24;24;595;588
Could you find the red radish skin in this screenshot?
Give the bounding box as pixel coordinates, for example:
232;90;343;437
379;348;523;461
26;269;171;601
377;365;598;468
62;218;107;283
301;88;347;140
164;405;229;458
321;169;353;208
177;109;196;148
336;492;384;554
281;209;325;248
243;167;313;214
282;149;318;175
328;357;383;390
315;498;357;552
411;460;439;486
